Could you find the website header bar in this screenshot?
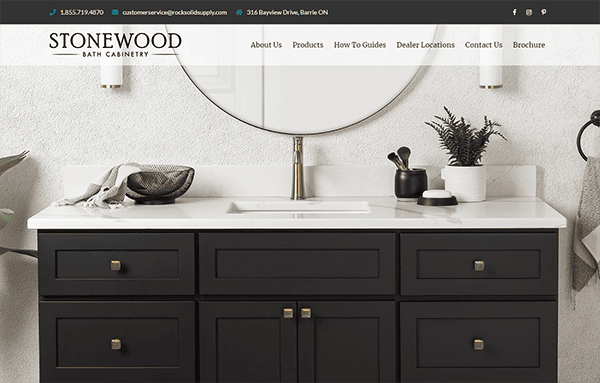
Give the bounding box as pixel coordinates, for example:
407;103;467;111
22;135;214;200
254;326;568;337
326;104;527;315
1;1;599;25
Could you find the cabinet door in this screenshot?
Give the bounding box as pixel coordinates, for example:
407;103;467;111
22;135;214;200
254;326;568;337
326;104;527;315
297;301;396;383
199;302;297;383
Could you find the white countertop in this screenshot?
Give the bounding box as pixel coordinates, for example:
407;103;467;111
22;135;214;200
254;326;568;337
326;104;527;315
27;197;567;230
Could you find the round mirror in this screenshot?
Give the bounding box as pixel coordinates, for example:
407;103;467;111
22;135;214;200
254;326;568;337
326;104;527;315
169;25;437;135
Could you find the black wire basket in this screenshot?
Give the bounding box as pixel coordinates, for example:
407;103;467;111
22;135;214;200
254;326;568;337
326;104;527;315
126;165;195;205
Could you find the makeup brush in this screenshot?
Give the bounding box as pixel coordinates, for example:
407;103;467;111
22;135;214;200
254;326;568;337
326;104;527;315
397;146;411;170
388;152;406;170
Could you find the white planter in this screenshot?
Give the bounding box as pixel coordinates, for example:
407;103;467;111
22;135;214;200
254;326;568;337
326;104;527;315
441;165;487;202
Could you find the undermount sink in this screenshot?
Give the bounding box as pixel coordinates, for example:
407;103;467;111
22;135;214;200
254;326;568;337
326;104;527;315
226;200;371;214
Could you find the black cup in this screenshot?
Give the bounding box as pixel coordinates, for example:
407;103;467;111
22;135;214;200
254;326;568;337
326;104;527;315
394;169;428;199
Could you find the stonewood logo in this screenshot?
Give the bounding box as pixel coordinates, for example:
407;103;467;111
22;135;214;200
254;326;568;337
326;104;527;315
49;32;182;57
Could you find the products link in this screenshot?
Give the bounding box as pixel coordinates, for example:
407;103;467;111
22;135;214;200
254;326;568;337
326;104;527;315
121;10;227;17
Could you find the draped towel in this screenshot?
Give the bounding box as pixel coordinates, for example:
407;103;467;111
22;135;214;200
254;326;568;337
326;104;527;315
572;157;600;291
52;163;141;209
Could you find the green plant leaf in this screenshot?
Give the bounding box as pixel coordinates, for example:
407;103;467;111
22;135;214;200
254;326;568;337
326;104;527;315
425;108;506;166
0;151;28;178
0;209;13;230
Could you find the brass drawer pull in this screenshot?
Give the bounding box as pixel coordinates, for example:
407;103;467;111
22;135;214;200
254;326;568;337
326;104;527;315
111;339;122;350
110;260;121;271
283;308;293;319
474;261;485;272
301;308;311;319
473;339;484;350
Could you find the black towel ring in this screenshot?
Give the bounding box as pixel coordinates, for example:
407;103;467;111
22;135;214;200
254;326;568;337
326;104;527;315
577;110;600;161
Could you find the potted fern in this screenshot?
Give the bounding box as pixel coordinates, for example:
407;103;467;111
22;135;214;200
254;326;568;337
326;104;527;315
425;107;506;202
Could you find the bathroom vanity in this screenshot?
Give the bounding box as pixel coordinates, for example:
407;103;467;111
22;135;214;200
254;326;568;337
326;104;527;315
28;195;566;383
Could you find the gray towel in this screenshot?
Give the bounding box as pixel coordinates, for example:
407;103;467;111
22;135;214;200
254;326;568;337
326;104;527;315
572;156;600;291
53;163;142;209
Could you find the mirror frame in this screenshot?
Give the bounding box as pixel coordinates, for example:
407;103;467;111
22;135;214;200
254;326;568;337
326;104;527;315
169;25;438;136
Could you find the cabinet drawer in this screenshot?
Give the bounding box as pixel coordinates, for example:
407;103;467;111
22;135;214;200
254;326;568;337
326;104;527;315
39;233;195;295
400;302;557;383
39;301;195;382
400;233;557;296
199;232;396;295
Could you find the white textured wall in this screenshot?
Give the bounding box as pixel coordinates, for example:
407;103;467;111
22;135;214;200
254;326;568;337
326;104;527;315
1;63;599;382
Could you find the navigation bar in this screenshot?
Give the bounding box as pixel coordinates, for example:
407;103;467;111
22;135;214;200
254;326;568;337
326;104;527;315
2;25;598;67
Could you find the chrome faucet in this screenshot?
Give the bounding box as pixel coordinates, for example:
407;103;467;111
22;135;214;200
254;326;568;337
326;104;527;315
291;136;306;200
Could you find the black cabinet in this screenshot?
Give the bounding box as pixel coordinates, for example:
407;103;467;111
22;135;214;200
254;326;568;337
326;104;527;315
199;301;396;383
36;229;558;383
399;231;558;383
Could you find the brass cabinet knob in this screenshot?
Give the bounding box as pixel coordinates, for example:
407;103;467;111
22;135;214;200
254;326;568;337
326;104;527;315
474;261;485;272
301;308;311;319
111;339;122;350
474;339;484;350
111;260;121;271
283;308;293;319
